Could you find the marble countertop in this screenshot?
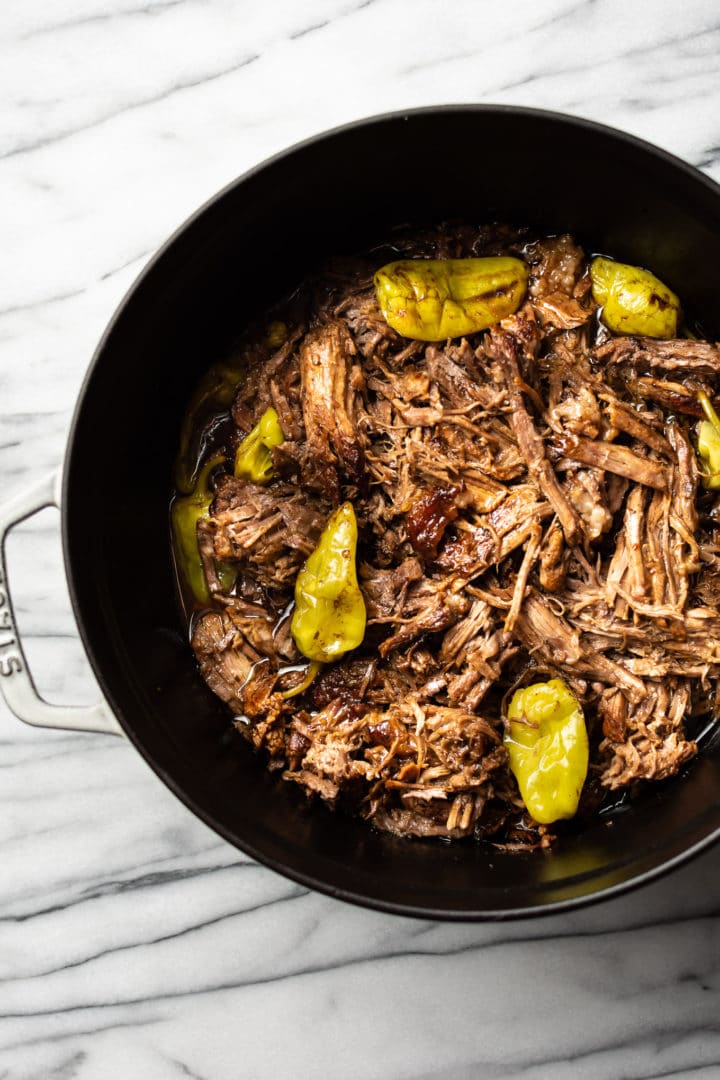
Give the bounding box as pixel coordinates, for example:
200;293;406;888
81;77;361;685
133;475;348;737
2;2;720;1076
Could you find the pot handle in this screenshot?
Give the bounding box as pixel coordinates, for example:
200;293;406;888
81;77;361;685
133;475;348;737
0;471;123;736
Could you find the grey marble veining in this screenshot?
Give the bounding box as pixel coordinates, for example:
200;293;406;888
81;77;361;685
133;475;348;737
2;1;720;1077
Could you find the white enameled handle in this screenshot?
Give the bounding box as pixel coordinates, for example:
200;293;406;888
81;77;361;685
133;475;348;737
0;471;123;736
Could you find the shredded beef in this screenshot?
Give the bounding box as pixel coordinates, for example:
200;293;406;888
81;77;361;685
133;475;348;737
361;558;424;620
552;433;670;491
596;335;720;377
299;319;365;497
177;225;717;851
206;476;325;594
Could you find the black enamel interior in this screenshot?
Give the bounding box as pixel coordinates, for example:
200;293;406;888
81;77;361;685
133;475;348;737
63;106;720;918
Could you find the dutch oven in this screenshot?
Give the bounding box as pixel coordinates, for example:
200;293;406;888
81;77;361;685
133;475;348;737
2;105;720;919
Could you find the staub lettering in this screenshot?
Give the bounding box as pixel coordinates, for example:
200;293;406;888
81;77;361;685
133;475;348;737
0;565;22;675
0;654;22;677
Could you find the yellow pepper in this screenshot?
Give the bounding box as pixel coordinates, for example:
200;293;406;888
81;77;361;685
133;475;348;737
590;256;680;339
374;257;528;341
504;679;589;825
216;560;238;593
171;454;225;604
234;406;285;484
291;502;366;662
697;390;720;490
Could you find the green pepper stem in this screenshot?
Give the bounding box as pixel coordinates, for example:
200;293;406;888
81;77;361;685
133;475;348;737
698;390;720;437
281;660;322;699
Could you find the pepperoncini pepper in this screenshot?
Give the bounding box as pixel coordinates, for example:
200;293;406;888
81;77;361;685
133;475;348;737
504;679;589;825
374;257;528;341
216;560;238;594
234;406;285;484
171;454;225;604
590;256;681;339
696;390;720;490
291;502;366;662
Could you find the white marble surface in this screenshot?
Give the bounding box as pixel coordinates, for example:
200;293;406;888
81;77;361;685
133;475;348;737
2;1;720;1076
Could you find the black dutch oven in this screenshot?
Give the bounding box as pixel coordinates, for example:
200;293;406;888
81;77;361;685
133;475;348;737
2;106;720;920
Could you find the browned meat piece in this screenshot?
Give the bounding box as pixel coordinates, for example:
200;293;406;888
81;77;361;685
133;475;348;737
270;374;303;441
439;598;494;663
547;385;602;439
487;485;550;538
285;769;342;803
527;234;586;298
299;320;365;490
439;599;516;710
667;421;702;610
601;480;685;618
598;688;628;742
668;421;699;539
309;657;378;709
515;592;646;699
439;520;537;579
596;335;720;376
361;557;424;620
435;526;496;576
489;324;582;545
369;808;463;838
425;345;502;409
603;728;697;789
404;420;519;494
496;303;545;361
642;489;671;609
504;522;542;634
367;364;432;409
283;701;371;805
191;606;279;712
196;518;223;595
379;575;471;657
437;486;554;578
338;286;399;358
232;328;304;432
626;376;704;417
605;400;674;458
553;434;669;491
192;611;251;710
539;520;567;592
373;788;497;839
600;680;697;789
693;559;720;609
208;477;324;594
622;485;648;599
406;485;461;559
563;469;613;540
596;473;692;619
363;702;506;838
533;292;593;330
514;589;581;666
367;369;445;428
